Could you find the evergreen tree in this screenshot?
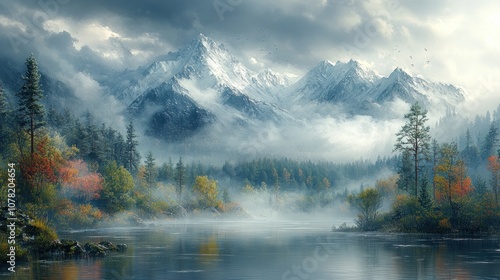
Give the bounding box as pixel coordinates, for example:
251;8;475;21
0;83;10;154
175;157;185;201
144;151;157;198
16;54;45;158
114;132;127;167
271;166;279;205
461;129;479;169
418;178;432;209
481;123;498;160
397;150;414;194
0;82;6;116
430;139;440;201
158;158;174;182
394;102;431;197
125;121;140;173
83;112;104;165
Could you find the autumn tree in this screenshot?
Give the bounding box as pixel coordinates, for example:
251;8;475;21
192;176;220;208
100;161;134;214
59;159;103;203
375;175;398;198
348;188;382;231
19;135;64;217
125;121;140;174
394;102;431;197
16;54;45;158
434;143;473;223
175;157;185;201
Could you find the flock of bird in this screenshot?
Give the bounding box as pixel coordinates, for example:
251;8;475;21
226;30;431;70
389;45;431;69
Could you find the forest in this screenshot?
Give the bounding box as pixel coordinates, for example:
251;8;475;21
0;54;499;258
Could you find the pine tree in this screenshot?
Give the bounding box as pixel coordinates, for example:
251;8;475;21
481;123;498;160
0;83;10;153
125;121;140;174
430;139;440;201
394;102;431;197
175;157;185;202
418;178;432;209
0;83;6;115
271;166;279;205
16;54;45;158
461;129;479;168
397;150;414;194
83;112;104;165
144;151;157;198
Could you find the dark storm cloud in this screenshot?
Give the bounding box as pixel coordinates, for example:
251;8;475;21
0;0;416;69
1;0;499;96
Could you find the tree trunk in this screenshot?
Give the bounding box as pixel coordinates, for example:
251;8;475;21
414;148;418;197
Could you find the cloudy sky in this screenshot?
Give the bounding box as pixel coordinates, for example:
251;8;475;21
1;0;500;112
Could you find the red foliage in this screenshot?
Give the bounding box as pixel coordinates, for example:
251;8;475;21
59;159;103;201
20;136;63;193
435;161;473;203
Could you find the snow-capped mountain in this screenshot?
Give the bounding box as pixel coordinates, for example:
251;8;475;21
371;67;465;106
290;60;380;104
109;34;291;140
112;33;289;106
127;79;215;141
289;60;465;114
104;33;467;142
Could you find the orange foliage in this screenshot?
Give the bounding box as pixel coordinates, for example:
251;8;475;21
59;160;103;201
55;199;104;228
20;136;64;198
435;160;473;203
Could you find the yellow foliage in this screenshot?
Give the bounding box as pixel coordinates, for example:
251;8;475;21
193;176;220;208
376;175;399;198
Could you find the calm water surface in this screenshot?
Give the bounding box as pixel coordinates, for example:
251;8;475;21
3;219;500;279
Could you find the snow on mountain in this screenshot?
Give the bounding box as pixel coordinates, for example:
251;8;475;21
247;68;291;103
289;59;380;104
127;79;215;141
371;67;465;106
289;60;464;114
104;33;467;142
112;33;288;106
113;34;292;141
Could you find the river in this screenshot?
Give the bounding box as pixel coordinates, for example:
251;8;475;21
2;218;500;279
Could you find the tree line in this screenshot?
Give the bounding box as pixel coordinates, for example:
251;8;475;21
349;103;500;232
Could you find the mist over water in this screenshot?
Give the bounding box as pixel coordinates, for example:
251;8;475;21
4;220;499;280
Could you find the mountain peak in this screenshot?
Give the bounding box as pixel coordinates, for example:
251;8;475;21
389;67;412;81
189;33;226;54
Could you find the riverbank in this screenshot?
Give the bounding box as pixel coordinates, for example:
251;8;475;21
0;207;128;269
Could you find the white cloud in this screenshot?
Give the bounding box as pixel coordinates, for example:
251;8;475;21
44;19;120;50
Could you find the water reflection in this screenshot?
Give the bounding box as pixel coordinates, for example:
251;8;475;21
2;222;499;279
